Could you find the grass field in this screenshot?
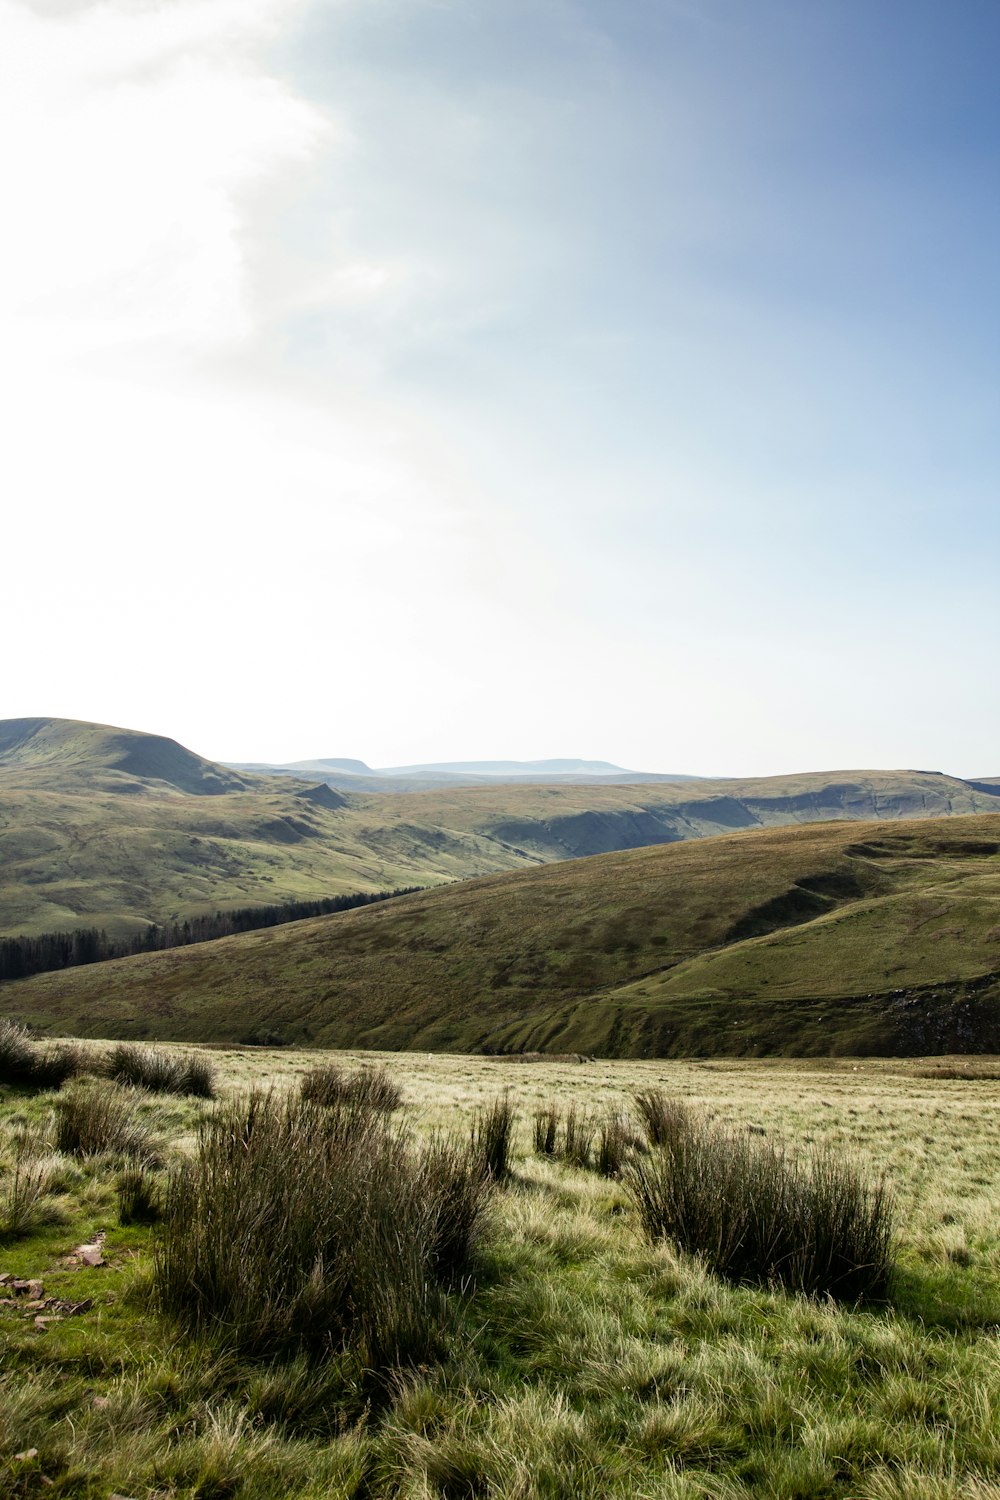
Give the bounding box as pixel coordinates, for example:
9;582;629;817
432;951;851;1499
4;1045;1000;1498
12;816;1000;1057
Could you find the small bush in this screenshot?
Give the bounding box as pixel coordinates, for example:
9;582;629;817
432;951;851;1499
118;1163;162;1225
533;1103;560;1156
105;1042;216;1098
471;1092;516;1181
300;1062;401;1113
625;1104;895;1301
55;1081;160;1163
0;1020;80;1090
155;1091;480;1375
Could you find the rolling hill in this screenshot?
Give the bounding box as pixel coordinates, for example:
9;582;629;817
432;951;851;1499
9;814;1000;1057
2;715;999;941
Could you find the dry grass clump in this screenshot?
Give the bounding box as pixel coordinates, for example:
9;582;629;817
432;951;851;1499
54;1081;160;1163
299;1061;402;1112
471;1092;517;1181
626;1098;895;1301
633;1086;693;1150
533;1098;639;1178
105;1042;216;1098
0;1019;82;1090
155;1090;490;1375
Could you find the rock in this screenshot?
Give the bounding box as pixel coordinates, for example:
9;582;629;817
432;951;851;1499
27;1279;43;1298
13;1448;39;1461
76;1244;105;1268
34;1315;63;1330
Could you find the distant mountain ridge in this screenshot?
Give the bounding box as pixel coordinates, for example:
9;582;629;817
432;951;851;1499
227;754;698;792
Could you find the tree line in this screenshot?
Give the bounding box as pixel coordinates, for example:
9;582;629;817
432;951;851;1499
0;887;421;985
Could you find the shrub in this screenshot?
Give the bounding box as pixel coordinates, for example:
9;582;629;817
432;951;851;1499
117;1163;162;1225
300;1062;401;1113
155;1091;483;1374
471;1092;516;1181
105;1042;216;1098
0;1020;80;1090
55;1081;160;1163
533;1103;560;1156
625;1104;895;1301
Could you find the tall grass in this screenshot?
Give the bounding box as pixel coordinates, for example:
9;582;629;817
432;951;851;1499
0;1020;81;1090
299;1062;401;1113
625;1100;895;1301
105;1042;216;1098
155;1091;488;1374
55;1081;160;1162
532;1103;559;1156
471;1092;516;1181
633;1087;692;1150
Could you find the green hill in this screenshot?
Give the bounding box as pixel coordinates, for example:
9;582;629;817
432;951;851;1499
10;814;1000;1057
2;716;999;941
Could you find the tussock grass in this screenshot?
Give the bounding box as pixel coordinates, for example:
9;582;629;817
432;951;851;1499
626;1100;895;1300
563;1101;597;1169
155;1090;488;1374
532;1099;637;1177
55;1080;160;1162
471;1091;516;1181
105;1042;216;1098
634;1085;692;1149
299;1061;401;1112
0;1018;82;1090
533;1102;560;1156
117;1163;162;1225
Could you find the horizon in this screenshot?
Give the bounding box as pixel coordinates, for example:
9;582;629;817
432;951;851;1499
2;709;996;784
3;1;998;777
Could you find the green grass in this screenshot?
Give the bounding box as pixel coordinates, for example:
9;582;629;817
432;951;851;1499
10;814;1000;1058
3;1047;1000;1496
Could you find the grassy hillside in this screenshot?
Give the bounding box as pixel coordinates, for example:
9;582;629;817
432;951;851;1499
10;814;1000;1057
3;717;999;939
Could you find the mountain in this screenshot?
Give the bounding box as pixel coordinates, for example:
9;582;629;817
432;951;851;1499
0;717;252;796
1;716;999;940
224;755;698;792
11;814;1000;1057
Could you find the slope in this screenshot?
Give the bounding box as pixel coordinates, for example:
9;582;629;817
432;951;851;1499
10;815;1000;1058
3;716;999;939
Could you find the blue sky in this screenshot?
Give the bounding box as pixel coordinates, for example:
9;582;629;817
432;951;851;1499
3;0;998;773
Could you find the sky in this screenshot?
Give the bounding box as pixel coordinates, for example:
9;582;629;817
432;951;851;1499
2;0;998;776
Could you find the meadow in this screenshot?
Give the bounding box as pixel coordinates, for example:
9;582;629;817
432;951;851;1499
3;1042;1000;1498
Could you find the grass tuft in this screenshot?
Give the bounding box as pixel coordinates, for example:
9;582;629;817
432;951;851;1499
471;1091;516;1181
299;1061;402;1112
54;1081;160;1162
0;1019;82;1090
117;1163;162;1225
533;1102;560;1156
625;1099;895;1301
105;1042;216;1098
154;1090;486;1375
